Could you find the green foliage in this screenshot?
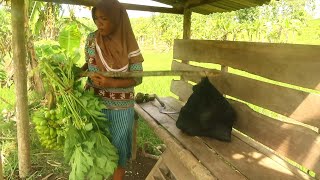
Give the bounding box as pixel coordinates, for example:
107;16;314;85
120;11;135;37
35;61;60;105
29;22;119;179
28;1;62;40
131;0;319;49
58;22;82;57
0;86;15;112
137;118;163;155
131;14;183;51
67;129;118;180
35;53;118;178
0;7;11;61
295;18;320;45
34;40;65;62
0;61;6;82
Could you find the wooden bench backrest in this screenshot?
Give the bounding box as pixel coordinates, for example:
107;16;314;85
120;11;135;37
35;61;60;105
171;39;320;178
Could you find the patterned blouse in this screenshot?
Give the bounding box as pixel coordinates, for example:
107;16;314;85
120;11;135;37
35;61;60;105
84;32;143;110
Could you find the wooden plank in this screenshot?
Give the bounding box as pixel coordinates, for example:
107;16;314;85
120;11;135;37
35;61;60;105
231;100;320;177
139;100;302;180
161;149;195;180
36;0;184;14
146;157;164;180
160;97;315;180
155;168;166;180
170;80;320;176
171;61;320;130
134;104;215;180
173;39;320;90
137;103;245;180
12;0;31;178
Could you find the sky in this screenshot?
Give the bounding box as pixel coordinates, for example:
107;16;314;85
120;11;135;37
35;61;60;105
65;0;171;18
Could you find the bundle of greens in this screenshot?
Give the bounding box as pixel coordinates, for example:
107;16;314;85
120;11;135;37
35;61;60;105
31;23;118;180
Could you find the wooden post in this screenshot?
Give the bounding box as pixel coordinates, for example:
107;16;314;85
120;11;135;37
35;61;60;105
221;65;228;97
180;8;192;101
182;8;191;67
12;0;31;178
221;65;228;73
183;8;191;40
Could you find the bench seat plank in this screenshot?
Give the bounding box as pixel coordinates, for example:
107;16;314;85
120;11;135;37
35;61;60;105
161;97;315;180
138;100;302;180
138;102;246;179
170;80;320;176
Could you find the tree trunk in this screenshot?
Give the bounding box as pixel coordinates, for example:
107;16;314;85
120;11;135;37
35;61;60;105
27;38;45;95
12;0;31;178
25;0;45;95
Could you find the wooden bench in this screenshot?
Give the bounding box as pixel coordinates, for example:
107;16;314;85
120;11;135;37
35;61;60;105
135;39;320;180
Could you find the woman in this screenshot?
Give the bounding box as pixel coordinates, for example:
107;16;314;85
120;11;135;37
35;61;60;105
82;0;143;179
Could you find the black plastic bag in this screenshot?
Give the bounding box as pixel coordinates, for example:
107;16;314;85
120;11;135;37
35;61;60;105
176;77;236;142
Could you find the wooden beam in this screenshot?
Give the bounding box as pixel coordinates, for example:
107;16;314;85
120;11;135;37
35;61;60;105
35;0;184;14
11;0;31;178
122;3;183;14
180;8;192;101
186;0;221;8
183;8;192;39
173;39;320;91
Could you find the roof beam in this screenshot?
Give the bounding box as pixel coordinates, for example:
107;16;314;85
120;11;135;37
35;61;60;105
185;0;222;8
35;0;184;14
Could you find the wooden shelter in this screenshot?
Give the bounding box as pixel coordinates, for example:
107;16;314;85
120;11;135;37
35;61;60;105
10;0;320;179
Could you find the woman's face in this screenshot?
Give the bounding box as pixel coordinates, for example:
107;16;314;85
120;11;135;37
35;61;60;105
94;8;114;36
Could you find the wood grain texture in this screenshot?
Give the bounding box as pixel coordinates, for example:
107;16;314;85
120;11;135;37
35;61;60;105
161;97;314;180
170;80;320;176
137;103;246;179
173;39;320;90
172;60;320;130
139;99;302;180
134;104;215;180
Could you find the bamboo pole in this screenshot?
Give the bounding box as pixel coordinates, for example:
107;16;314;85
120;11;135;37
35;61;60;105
83;70;220;78
12;0;31;178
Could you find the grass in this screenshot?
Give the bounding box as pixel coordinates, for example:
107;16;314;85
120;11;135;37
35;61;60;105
135;50;177;97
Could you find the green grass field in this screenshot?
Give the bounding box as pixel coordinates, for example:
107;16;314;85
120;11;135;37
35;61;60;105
135;50;176;97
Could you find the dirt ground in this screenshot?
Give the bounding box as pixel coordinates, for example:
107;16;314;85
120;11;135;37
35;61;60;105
7;149;158;180
124;150;158;180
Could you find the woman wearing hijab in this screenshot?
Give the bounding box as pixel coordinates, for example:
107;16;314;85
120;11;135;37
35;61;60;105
82;0;144;179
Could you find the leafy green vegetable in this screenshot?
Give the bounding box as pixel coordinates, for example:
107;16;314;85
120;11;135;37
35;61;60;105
32;23;118;179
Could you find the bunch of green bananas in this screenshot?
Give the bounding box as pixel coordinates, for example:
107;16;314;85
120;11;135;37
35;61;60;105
32;107;67;150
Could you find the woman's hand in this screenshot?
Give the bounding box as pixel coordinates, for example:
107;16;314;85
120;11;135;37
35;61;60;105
89;72;117;88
